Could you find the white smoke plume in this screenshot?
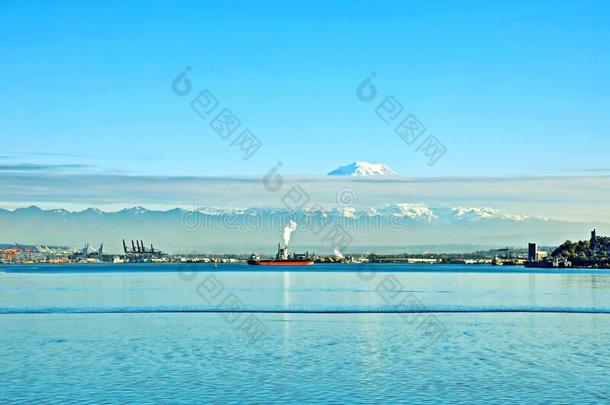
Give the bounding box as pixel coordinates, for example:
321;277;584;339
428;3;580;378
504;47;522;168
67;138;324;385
334;248;344;259
283;220;297;246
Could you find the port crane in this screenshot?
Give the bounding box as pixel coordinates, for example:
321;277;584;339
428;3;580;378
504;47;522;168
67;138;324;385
73;243;104;259
35;245;66;256
13;242;32;261
122;239;158;255
14;242;30;253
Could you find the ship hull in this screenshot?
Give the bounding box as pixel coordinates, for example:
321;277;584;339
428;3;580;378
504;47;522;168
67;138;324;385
247;259;314;266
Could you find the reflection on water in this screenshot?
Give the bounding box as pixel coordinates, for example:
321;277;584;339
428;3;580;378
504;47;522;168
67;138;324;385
1;264;610;313
1;264;610;403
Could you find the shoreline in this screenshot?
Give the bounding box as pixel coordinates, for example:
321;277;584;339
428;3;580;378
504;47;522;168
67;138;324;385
1;261;607;269
2;262;610;276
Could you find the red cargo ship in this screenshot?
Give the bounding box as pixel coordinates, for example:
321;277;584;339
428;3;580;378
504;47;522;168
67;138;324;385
247;244;314;266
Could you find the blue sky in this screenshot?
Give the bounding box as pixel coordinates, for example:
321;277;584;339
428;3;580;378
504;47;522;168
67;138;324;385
1;0;609;178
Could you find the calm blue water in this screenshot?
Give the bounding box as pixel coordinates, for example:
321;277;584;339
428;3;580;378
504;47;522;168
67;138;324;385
1;263;610;403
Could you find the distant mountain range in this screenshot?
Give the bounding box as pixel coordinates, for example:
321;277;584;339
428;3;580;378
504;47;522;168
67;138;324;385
328;161;397;176
0;205;600;254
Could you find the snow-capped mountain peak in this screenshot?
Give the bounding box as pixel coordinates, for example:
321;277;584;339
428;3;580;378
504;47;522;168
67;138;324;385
119;206;148;215
328;161;397;176
450;207;529;222
452;207;499;221
391;204;437;221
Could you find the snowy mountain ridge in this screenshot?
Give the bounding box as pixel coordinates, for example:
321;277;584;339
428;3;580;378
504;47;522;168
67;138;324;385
2;204;532;223
328;161;397;176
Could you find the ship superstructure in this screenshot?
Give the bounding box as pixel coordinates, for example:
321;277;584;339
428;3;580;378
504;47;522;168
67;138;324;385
247;243;314;266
